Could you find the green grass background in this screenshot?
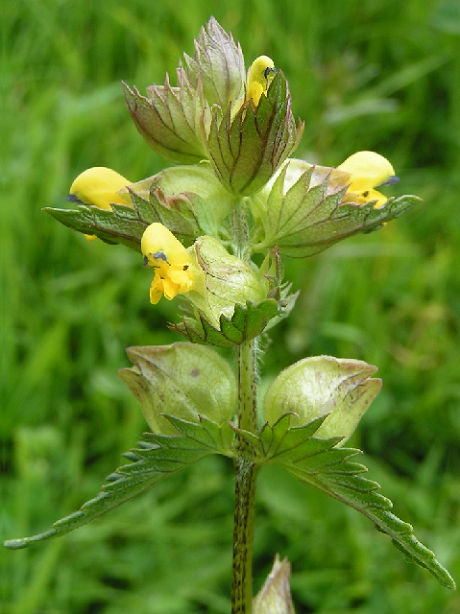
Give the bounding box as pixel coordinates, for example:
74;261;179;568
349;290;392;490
2;0;460;612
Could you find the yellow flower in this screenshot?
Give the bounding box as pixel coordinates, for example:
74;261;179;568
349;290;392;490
141;223;198;304
68;167;132;241
246;55;276;106
338;151;398;209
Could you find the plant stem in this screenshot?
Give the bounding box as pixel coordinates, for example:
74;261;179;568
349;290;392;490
232;197;251;261
232;339;259;614
232;459;258;614
238;338;258;433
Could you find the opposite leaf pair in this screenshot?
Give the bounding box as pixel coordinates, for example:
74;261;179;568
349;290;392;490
5;343;454;591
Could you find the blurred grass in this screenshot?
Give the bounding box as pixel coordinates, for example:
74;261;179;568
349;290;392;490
2;0;460;612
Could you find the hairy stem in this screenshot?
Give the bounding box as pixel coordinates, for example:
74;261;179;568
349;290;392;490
232;339;259;614
232;197;251;260
232;459;259;614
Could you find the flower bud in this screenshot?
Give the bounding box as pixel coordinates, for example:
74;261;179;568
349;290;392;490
123;18;246;166
182;17;246;109
253;555;294;614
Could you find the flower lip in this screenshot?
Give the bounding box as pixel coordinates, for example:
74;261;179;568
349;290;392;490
377;175;400;187
66;193;83;204
338;151;398;208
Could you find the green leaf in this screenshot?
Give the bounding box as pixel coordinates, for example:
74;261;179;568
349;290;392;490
44;201;146;251
3;417;233;550
171;299;281;347
242;416;455;589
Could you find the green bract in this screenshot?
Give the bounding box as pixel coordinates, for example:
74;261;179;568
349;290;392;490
253;159;420;257
128;162;233;242
181;17;246;109
205;71;303;195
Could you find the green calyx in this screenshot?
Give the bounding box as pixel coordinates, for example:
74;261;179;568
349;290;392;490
119;343;237;434
263;356;381;443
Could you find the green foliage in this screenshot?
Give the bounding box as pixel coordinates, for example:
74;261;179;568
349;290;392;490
4;0;460;612
7;414;453;591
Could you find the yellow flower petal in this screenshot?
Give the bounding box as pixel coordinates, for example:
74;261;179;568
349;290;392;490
69;167;131;210
338;151;397;209
141;223;197;304
338;151;395;192
149;279;164;305
68;167;132;241
246;55;276;106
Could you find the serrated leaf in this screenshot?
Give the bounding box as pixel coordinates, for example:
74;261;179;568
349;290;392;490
44;202;145;251
163;415;235;454
3;417;232;550
291;462;455;588
248;418;455;589
282;194;420;257
228;416;455;589
171;299;281;347
46;164;232;246
235;415;344;465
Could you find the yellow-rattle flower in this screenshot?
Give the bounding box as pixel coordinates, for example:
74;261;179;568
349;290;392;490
141;223;197;304
68;167;132;241
246;55;276;106
338;151;399;209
